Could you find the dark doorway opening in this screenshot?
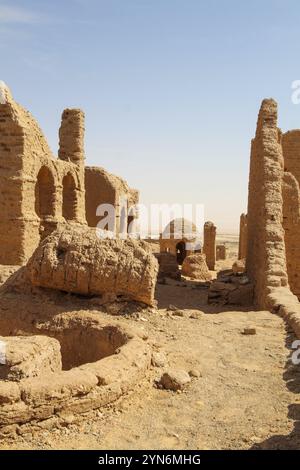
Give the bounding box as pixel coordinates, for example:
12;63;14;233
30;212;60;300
62;173;77;221
176;241;186;265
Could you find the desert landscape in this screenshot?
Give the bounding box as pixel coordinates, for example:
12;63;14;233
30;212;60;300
2;1;300;459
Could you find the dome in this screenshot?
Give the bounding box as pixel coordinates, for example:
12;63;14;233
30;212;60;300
161;218;199;240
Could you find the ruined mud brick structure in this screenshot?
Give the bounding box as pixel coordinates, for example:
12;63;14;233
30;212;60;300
238;213;247;260
281;131;300;299
0;84;85;265
0;320;151;434
246;99;300;336
208;271;253;306
203;221;216;270
216;244;226;261
0;82;138;265
155;252;181;281
0;223;157;435
159;218;200;265
181;253;211;281
28;225;158;306
85;167;139;234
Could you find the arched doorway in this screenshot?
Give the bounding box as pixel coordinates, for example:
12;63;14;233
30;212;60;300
62;173;77;221
35;167;55;218
176;241;186;265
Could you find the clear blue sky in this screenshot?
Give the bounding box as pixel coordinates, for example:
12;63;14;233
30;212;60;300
2;0;300;233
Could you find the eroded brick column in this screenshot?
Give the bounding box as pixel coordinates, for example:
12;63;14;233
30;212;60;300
59;109;85;165
203;221;216;270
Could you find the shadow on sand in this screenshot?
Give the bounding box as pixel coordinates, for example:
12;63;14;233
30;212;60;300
250;327;300;450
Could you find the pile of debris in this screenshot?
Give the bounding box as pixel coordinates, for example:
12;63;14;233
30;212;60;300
27;226;158;307
182;253;212;281
208;266;253;305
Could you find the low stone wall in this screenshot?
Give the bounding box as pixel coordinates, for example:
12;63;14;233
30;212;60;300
155;252;181;281
0;321;151;437
182;254;211;281
0;274;152;438
267;287;300;338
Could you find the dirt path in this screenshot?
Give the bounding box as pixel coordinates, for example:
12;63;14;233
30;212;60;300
1;280;299;450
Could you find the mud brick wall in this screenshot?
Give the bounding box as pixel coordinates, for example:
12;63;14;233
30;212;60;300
246;99;288;308
58;109;85;165
238;213;247;260
282;172;300;298
85;166;139;235
216;244;226;261
0;83;86;265
0;82;140;266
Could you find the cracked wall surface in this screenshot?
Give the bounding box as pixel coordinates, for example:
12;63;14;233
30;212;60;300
0;84;86;265
0;83;139;265
203;221;216;271
27;225;158;306
246;99;300;337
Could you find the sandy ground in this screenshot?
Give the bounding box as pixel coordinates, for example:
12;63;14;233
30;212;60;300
0;268;300;450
